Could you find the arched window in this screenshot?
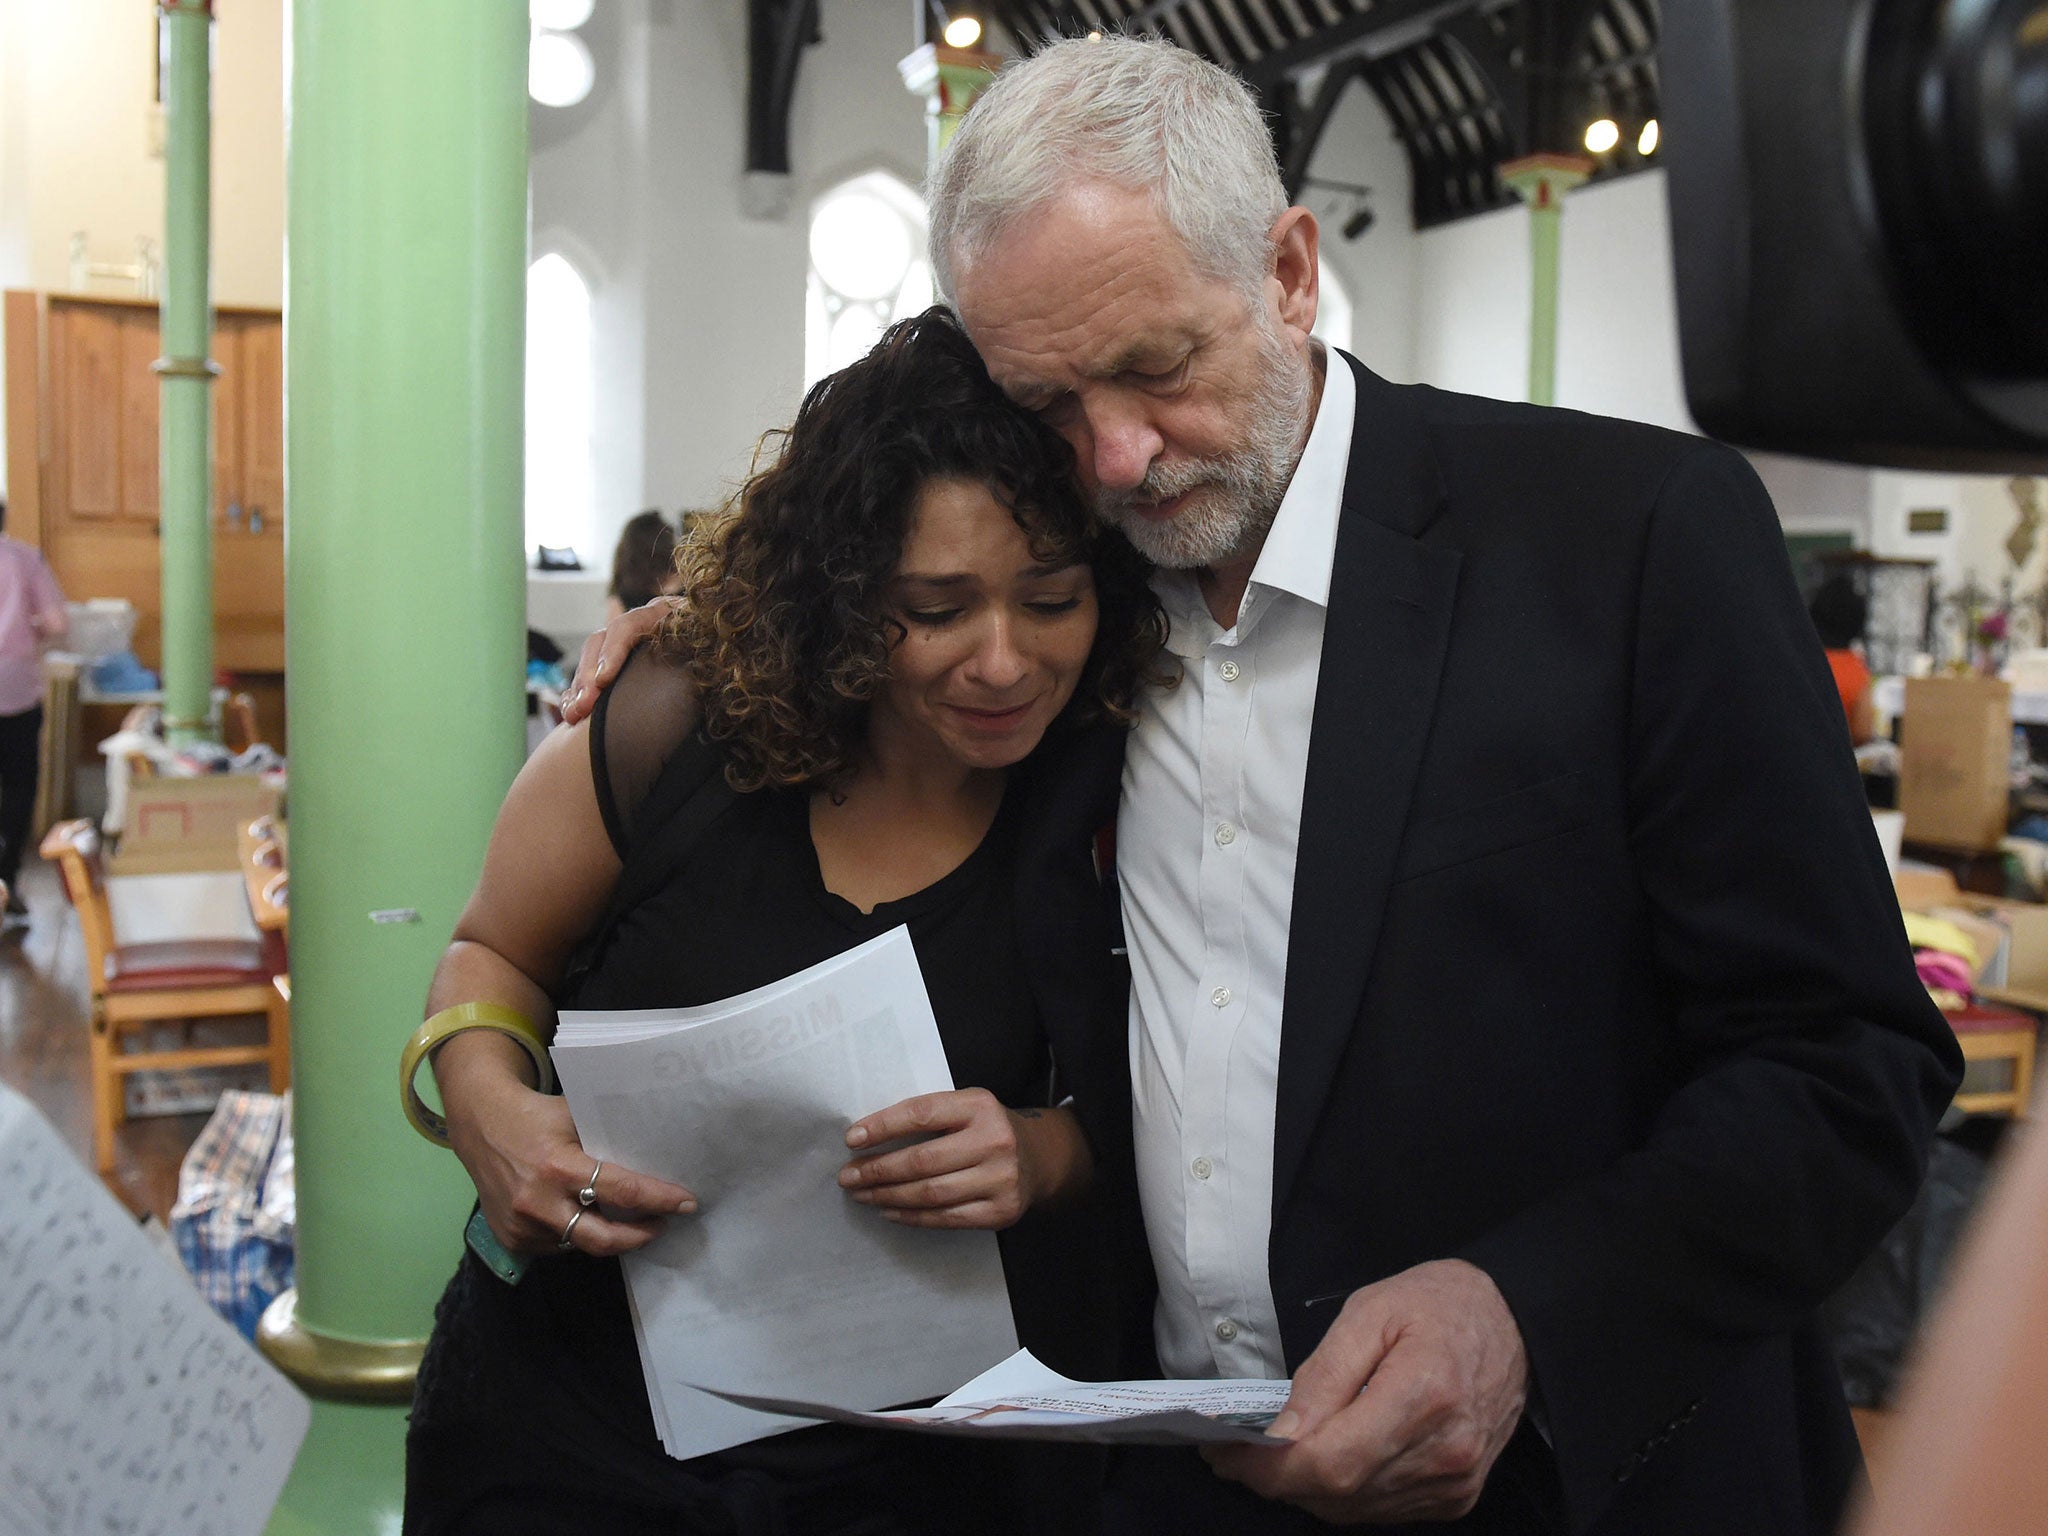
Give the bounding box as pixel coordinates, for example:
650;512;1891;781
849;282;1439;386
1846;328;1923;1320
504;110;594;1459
525;251;595;557
805;171;933;390
1313;261;1355;355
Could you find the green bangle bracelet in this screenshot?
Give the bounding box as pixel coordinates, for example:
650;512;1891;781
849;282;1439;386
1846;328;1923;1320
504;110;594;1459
399;1001;554;1147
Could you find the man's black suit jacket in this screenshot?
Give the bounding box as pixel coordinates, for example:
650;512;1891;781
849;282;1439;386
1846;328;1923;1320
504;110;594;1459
1107;355;1961;1536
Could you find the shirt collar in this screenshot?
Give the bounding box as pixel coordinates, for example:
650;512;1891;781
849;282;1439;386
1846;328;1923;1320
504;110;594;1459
1246;342;1353;612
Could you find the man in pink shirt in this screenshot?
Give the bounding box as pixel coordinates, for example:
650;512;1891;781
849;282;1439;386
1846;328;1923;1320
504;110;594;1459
0;500;66;922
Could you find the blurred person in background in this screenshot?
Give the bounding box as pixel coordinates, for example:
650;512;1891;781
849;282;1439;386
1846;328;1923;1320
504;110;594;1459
605;509;679;623
1810;573;1878;745
0;499;65;925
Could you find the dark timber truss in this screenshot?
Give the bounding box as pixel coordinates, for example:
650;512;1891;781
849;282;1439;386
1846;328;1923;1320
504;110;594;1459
982;0;1662;228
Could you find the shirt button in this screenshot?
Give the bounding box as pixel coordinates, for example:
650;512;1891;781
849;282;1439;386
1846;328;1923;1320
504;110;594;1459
1191;1156;1213;1180
1210;986;1232;1008
1219;660;1241;682
1215;822;1237;847
1215;1319;1239;1342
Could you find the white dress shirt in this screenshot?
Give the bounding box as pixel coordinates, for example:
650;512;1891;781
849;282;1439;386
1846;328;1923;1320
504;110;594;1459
1121;350;1355;1379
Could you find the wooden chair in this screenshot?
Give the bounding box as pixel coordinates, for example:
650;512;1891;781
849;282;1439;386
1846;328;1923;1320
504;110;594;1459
39;818;290;1174
237;814;290;986
1945;1002;2038;1118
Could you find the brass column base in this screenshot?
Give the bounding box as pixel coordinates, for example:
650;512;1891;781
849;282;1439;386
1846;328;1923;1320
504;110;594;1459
256;1288;426;1402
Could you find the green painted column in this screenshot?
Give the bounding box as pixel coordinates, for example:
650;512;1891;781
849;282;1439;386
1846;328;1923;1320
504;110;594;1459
1499;154;1592;407
259;0;527;1431
156;0;217;745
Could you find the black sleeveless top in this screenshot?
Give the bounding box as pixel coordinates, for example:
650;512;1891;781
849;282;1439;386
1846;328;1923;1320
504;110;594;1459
578;730;1047;1111
405;651;1128;1535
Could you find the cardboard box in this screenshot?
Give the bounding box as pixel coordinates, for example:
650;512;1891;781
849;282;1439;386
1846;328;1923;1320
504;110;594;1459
1900;676;2013;852
1974;896;2048;1014
1895;867;1963;910
111;774;282;876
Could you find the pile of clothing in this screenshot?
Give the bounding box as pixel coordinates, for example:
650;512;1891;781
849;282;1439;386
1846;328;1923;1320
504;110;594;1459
1905;909;1990;1011
167;1089;295;1340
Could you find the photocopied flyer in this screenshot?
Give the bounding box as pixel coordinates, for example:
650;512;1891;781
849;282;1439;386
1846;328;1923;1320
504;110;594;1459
551;926;1019;1460
695;1346;1295;1447
0;1083;309;1536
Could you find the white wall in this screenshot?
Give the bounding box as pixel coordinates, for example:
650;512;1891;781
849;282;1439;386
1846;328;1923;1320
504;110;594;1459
0;0;282;306
1294;77;1416;384
1410;168;1695;434
207;0;284;309
1553;172;1693;434
1411;199;1528;407
1745;450;1873;546
1868;470;2039;595
0;0;283;498
0;5;32;291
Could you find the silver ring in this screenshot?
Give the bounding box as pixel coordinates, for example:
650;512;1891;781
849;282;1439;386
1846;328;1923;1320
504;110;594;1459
577;1161;603;1208
557;1208;586;1252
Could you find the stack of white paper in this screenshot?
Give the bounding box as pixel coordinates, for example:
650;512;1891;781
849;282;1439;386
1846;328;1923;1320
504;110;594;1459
552;926;1019;1459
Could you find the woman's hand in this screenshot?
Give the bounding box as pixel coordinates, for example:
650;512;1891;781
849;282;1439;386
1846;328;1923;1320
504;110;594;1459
838;1090;1091;1231
436;1030;697;1257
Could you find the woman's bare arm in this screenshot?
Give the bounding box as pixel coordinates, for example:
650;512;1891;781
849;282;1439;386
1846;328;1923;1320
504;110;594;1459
427;720;695;1255
1849;1121;2048;1535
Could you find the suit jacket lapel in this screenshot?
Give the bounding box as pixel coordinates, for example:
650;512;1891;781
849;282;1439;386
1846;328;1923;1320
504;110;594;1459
1273;356;1461;1215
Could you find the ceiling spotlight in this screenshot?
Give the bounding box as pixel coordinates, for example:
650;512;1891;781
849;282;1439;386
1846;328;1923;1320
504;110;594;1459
1087;29;1104;40
943;13;983;47
1584;118;1620;154
1637;118;1660;156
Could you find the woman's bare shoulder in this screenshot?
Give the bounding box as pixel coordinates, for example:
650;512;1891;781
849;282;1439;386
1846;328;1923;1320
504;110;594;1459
592;642;707;839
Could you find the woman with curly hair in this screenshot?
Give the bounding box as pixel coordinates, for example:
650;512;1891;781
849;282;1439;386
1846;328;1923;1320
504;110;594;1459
404;309;1165;1535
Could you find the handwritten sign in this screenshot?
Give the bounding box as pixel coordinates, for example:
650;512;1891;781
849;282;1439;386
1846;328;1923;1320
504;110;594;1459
0;1083;309;1535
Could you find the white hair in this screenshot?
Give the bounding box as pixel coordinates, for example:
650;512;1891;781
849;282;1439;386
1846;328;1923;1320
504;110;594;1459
927;35;1288;303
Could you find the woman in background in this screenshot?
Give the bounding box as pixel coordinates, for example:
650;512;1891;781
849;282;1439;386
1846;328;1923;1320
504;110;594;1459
0;497;66;924
605;507;678;622
404;310;1163;1535
1810;572;1877;745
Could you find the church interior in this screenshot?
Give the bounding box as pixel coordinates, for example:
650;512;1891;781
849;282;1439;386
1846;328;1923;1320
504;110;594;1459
1;0;2044;1529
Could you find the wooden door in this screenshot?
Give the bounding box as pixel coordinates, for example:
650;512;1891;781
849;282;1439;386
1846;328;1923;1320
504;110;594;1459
45;302;164;659
51;303;124;522
25;297;286;672
213;313;284;670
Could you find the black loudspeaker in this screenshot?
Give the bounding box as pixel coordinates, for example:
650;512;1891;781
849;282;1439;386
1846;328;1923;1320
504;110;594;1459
1661;0;2048;471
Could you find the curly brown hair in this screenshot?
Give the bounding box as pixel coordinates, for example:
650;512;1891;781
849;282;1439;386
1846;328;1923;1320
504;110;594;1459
666;308;1166;791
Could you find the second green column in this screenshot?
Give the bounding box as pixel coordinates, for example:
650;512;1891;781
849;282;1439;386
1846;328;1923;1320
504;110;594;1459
263;0;527;1432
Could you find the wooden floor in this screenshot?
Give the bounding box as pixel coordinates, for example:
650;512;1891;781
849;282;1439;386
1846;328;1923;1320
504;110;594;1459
0;861;208;1222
